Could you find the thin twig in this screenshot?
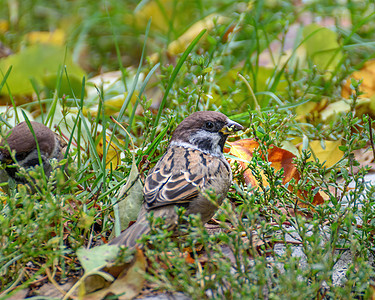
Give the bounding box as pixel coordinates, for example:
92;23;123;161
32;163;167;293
368;116;375;161
238;73;261;114
0;268;26;297
46;267;67;297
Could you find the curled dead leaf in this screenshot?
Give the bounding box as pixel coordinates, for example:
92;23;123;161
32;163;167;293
228;138;324;208
82;248;146;300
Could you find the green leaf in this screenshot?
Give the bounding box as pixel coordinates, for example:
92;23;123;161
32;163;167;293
212;67;287;110
151;29;207;141
77;244;121;273
0;44;85;96
202;67;212;74
111;158;144;239
302;24;343;72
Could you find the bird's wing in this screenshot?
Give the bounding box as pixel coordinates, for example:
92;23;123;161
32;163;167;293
144;147;206;209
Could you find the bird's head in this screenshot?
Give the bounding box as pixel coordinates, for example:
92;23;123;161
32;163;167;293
170;111;243;157
0;121;67;184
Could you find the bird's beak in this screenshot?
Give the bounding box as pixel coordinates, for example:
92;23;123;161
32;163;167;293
220;119;244;135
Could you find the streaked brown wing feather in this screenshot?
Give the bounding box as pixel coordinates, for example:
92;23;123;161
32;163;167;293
144;147;206;209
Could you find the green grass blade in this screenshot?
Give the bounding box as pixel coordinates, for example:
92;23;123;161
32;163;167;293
20;111;47;183
0;66;12;94
150;29;207;141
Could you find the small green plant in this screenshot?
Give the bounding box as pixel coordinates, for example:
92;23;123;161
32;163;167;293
1;0;375;298
137;106;374;299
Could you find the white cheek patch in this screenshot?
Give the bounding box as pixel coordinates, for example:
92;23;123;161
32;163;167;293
170;130;225;158
189;129;220;145
190;130;223;157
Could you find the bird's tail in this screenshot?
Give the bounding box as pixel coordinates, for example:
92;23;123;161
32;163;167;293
109;206;150;248
109;205;179;248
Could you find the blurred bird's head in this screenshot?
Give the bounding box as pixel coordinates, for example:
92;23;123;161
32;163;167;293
0;121;67;192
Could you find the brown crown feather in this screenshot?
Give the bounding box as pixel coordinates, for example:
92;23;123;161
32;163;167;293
0;121;56;158
171;111;228;143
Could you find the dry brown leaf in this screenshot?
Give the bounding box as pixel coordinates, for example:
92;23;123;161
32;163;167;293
353;146;375;173
228;139;298;187
184;252;196;264
84;248;146;300
228;138;324;208
36;279;75;298
370;282;375;300
240;231;275;257
3;288;29;300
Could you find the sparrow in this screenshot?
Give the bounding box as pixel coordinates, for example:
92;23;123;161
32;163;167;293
110;111;243;248
0;121;67;193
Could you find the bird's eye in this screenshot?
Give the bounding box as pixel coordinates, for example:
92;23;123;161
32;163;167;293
205;121;214;129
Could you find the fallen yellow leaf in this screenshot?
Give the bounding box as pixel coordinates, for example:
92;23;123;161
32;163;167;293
295;99;328;122
342;59;375;98
299;140;343;168
26;29;66;46
167;14;229;56
96;133;123;170
82;92;139;118
133;0;171;32
320;100;351;122
0;20;9;34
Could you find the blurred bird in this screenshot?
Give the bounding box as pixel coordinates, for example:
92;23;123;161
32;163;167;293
0;121;67;193
110;111;243;248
